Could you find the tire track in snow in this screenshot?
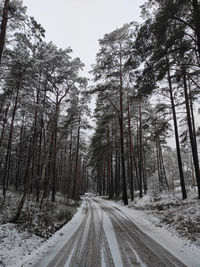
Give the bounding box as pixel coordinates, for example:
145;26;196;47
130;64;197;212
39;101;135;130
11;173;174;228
31;197;187;267
89;198;115;267
45;201;90;267
102;210;123;267
93;198;186;267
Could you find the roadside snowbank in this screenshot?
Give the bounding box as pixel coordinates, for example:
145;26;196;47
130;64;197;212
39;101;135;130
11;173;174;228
19;200;86;267
130;192;200;246
0;191;81;267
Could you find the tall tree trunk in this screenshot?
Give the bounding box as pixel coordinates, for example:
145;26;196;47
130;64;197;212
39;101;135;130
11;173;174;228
119;53;128;205
192;0;200;60
15;118;25;190
139;100;143;198
166;57;187;200
0;0;10;64
42;129;54;202
51;97;59;202
156;134;162;190
35;116;43;202
127;104;134;201
0;103;10;179
2;74;21;199
182;64;200;198
188;80;198;156
159;144;169;191
30;92;40;194
10;137;33;223
115;148;119;198
0;103;9;148
103;161;106;195
142;148;147;194
67;128;73;195
110;152;114;198
72;115;81;200
107;153;110;197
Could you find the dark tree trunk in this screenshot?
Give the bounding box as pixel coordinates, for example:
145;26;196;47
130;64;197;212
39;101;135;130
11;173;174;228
192;0;200;60
142;148;147;194
114;148;119;198
103;161;106;195
182;65;200;198
159;144;169;191
119;57;128;205
51;96;59;202
166;57;187;200
107;153;110;197
72;115;81;200
117;153;121;195
10;137;33;223
0;0;10;64
138;100;143;198
15;118;25;190
0;103;10;149
156;134;162;190
67;129;73;195
127;104;134;201
110;152;114;198
35;116;43;202
2;75;20;199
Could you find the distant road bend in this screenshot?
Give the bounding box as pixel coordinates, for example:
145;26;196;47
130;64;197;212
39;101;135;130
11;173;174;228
33;197;186;267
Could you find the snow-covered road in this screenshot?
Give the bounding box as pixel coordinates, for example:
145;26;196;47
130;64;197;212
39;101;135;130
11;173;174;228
24;196;193;267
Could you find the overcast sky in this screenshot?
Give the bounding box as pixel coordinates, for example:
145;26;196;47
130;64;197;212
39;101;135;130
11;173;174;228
23;0;145;76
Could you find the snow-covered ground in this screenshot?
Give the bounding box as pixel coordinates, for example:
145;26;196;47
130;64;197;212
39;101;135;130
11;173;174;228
18;201;87;267
0;191;200;266
0;224;43;267
0;191;78;267
128;190;200;246
101;196;200;267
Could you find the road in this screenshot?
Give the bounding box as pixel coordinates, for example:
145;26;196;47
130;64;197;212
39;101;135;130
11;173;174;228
33;197;186;267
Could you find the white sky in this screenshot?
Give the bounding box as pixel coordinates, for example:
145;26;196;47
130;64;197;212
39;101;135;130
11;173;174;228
23;0;145;76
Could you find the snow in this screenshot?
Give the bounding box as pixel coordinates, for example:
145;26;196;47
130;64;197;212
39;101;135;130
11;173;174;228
92;199;124;267
99;197;200;267
1;193;200;267
19;200;86;267
101;246;106;267
80;201;91;251
64;240;77;267
0;223;43;267
127;241;147;267
102;210;123;267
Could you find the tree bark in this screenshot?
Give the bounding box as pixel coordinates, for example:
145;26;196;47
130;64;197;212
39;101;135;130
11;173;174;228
15;118;25;190
10;137;33;223
72;115;81;200
0;103;9;149
0;0;10;64
139;100;143;198
192;0;200;60
119;53;128;205
127;104;134;200
2;74;20;199
182;64;200;198
51;95;59;202
166;57;187;199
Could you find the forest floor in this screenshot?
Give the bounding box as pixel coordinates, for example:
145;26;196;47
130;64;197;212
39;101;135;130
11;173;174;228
0;189;79;267
126;188;200;247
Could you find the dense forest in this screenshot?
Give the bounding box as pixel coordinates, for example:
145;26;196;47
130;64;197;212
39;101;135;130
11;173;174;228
0;0;200;225
90;0;200;205
0;0;90;224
